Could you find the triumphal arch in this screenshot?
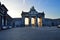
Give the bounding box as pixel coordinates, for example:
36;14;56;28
21;6;45;27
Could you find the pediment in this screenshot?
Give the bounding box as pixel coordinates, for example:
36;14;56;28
29;6;38;14
29;11;37;14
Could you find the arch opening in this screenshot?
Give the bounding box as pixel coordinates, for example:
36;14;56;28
31;18;36;26
25;18;29;26
38;18;42;27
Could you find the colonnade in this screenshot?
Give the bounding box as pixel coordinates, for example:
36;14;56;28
24;17;42;27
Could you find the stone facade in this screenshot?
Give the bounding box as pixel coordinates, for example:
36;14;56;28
13;18;23;27
6;14;13;27
0;2;12;29
21;6;60;27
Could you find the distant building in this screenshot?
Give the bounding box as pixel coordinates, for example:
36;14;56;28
13;18;22;27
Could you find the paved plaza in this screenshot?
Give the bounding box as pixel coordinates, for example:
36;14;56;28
0;27;60;40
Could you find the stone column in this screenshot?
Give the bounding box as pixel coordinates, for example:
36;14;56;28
36;17;38;27
0;16;2;27
6;19;7;26
22;17;25;26
29;17;31;27
2;16;4;26
4;16;6;26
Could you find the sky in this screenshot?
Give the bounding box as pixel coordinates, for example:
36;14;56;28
0;0;60;19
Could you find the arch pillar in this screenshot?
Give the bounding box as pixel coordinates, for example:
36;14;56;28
29;17;31;26
36;17;38;27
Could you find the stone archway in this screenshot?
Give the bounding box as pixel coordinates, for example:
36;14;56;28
25;17;29;26
31;17;36;26
24;17;42;27
38;17;42;27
